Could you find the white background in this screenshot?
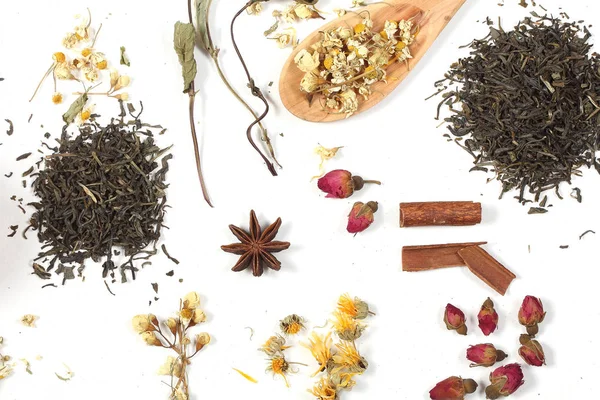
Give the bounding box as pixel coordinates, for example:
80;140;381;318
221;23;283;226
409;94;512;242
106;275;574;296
1;0;599;399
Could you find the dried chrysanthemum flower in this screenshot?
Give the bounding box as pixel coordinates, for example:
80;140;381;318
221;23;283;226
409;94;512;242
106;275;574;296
309;376;338;400
331;341;368;374
21;314;37;327
280;314;306;335
332;311;364;341
302;331;332;376
337;294;371;319
52;92;63;104
260;334;290;357
246;2;262;15
267;355;292;387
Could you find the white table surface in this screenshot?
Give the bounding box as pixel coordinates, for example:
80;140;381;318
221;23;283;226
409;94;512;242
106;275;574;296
1;0;599;399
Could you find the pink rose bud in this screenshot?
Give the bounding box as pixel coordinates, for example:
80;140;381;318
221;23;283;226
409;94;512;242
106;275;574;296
478;298;499;336
317;169;380;199
518;335;546;367
444;304;467;335
518;296;546;336
485;363;524;399
347;201;378;234
466;344;507;367
429;376;478;400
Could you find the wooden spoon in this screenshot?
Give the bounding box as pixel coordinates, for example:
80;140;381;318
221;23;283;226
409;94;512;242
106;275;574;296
279;0;466;122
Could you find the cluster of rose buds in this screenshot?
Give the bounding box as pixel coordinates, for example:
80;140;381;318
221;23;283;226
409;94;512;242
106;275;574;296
518;296;546;367
432;296;547;399
317;170;381;234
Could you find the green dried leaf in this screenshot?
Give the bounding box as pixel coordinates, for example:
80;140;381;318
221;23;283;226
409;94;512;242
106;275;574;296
173;22;197;93
120;46;130;67
62;94;88;124
196;0;214;53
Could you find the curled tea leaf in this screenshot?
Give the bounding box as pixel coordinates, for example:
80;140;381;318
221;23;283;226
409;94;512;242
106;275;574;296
62;94;88;124
173;22;197;93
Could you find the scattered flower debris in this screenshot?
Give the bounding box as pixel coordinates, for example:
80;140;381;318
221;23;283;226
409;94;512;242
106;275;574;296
233;368;258;383
55;363;74;381
20;315;38;328
311;145;343;180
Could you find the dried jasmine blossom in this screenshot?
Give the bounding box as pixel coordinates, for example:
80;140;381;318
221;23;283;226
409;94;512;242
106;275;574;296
296;17;417;117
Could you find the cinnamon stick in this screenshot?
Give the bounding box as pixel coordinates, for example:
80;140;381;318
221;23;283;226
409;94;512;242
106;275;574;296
400;201;482;227
458;246;516;296
402;242;487;272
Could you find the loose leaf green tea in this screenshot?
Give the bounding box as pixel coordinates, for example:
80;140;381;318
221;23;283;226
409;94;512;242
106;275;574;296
173;22;197;93
435;14;600;206
27;104;171;284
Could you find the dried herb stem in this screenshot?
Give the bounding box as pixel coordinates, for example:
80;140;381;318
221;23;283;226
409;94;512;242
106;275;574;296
231;2;277;176
29;63;55;102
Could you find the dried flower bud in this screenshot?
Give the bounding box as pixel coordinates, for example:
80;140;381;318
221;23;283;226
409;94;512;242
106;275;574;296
165;318;178;335
485;363;524;399
193;309;206;324
157;356;183;378
478;298;499;336
444;304;467;335
337;293;371;319
332;311;364;341
280;314;306;335
466;344;507;367
518;335;545;367
347;201;378;234
141;331;162;347
195;332;211;352
183;292;201;309
317;169;380;199
429;376;478;399
518;296;545;336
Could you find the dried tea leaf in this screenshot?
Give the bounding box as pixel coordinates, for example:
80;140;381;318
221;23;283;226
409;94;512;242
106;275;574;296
16;152;32;161
32;263;51;280
5;119;13;136
120;46;131;66
196;0;214;53
173;22;197;93
528;207;548;214
151;283;159;294
62;94;88;124
7;225;18;238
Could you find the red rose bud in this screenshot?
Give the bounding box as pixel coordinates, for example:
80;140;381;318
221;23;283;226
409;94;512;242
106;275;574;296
478;298;499;336
347;201;378;234
429;376;478;400
518;335;546;367
485;363;524;399
466;344;507;367
444;304;467;335
518;296;546;336
317;169;380;199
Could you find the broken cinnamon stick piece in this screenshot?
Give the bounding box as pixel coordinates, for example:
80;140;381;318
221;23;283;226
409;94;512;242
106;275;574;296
458;246;516;296
400;201;482;227
402;242;487;272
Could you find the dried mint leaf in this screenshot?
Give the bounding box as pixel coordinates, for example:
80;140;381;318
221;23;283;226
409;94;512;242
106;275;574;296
196;0;214;53
119;46;131;67
62;94;88;124
173;22;197;93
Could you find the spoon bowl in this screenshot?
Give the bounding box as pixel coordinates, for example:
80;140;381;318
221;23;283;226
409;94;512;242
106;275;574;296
279;0;466;122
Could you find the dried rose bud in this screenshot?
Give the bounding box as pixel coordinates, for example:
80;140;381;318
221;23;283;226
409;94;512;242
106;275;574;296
518;335;546;367
347;201;378;234
485;363;524;399
467;344;507;367
478;298;499;336
444;304;467;335
429;376;478;399
317;169;380;199
518;296;545;336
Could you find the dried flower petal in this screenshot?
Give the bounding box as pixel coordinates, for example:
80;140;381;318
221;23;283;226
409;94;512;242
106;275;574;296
295;49;320;73
158;356;183;378
21;314;37;327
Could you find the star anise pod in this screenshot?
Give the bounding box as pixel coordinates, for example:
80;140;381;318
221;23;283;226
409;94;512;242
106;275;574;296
221;210;290;277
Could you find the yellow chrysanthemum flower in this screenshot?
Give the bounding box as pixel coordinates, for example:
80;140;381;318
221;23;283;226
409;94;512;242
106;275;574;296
308;376;337;400
266;355;290;387
302;331;332;376
332;341;368;374
331;311;364;341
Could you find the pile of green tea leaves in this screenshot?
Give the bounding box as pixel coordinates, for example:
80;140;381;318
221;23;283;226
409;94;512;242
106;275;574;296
435;13;600;207
27;103;171;284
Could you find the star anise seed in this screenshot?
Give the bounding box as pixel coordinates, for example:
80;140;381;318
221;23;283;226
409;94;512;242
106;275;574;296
221;210;290;277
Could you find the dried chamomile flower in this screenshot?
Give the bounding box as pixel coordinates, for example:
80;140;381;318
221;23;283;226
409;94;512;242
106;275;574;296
280;314;306;335
331;341;368;374
52;92;64;104
302;331;332;376
337;294;371;320
78;105;94;125
295;49;320;72
54;62;75;80
21;314;37;328
331;311;364;341
294;3;323;20
246;2;262;15
311;144;343;180
266;355;292;387
271;27;298;49
158;356;183;378
260;334;290;356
